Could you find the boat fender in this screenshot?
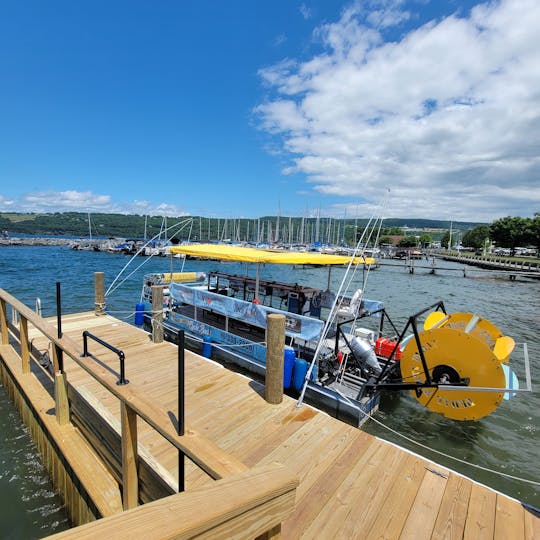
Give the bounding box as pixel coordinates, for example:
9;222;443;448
134;302;145;326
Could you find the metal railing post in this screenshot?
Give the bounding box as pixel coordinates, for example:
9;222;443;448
178;330;185;492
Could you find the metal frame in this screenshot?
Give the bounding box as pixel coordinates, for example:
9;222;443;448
81;330;128;385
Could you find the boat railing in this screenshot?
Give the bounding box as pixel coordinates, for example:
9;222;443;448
0;287;298;536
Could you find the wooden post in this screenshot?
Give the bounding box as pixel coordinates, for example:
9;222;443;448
265;314;285;404
55;371;70;425
94;272;105;316
20;315;30;374
0;298;8;344
151;285;164;343
121;402;139;510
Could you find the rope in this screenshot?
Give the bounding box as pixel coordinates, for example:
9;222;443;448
297;190;390;408
105;217;194;297
359;406;540;486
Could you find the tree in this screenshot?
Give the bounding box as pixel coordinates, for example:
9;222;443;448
379;236;394;246
462;225;490;250
489;216;529;256
397;236;417;248
381;226;404;236
418;233;433;248
441;231;450;249
524;213;540;256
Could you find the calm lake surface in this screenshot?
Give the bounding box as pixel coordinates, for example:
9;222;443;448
0;245;538;536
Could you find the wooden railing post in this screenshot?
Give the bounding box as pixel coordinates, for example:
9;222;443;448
51;342;70;425
0;298;8;345
151;285;164;343
121;402;139;510
94;272;106;316
20;315;30;374
265;314;285;404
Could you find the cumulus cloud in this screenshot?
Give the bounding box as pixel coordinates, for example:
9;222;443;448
255;0;540;221
0;190;187;217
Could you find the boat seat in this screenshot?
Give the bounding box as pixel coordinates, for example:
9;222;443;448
336;289;363;320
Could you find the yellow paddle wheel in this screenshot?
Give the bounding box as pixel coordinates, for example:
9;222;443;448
399;307;518;420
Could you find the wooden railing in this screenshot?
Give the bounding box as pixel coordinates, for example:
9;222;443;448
0;288;297;537
45;462;297;540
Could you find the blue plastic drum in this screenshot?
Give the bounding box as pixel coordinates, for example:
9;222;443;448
134;302;145;326
283;347;295;389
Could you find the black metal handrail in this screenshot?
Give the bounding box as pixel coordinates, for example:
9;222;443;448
81;330;128;385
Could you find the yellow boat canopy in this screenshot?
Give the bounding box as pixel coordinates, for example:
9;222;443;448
169;243;375;265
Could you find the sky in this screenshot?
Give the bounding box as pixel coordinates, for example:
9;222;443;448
0;0;539;223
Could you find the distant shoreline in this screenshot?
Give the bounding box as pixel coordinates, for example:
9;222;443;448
0;237;80;247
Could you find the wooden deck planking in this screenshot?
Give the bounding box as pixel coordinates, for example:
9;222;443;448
23;311;537;539
431;473;472;540
463;482;496;539
494;494;526;540
364;452;427;540
299;440;394;539
398;466;449;539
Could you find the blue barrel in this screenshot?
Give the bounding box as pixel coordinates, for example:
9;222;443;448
202;336;213;358
283;347;295;389
134;302;145;326
293;358;308;392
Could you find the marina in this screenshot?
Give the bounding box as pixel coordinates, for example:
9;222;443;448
1;288;539;538
0;244;538;538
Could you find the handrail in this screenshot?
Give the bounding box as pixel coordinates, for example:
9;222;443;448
1;286;296;538
0;287;248;480
82;330;128;385
43;463;298;540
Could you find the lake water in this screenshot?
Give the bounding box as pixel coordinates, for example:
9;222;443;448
0;245;538;536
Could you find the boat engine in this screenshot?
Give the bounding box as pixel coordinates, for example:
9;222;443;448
349;336;382;376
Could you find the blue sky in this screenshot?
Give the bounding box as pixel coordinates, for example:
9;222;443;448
0;0;538;222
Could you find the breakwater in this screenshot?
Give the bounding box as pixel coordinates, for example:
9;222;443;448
437;253;540;280
0;237;77;247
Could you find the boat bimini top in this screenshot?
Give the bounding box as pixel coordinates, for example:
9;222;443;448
168;243;376;266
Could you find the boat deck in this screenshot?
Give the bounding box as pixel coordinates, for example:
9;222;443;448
29;311;539;539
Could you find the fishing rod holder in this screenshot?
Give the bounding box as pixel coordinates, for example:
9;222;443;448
81;330;129;385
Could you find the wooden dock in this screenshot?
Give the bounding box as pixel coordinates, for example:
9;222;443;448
0;289;539;539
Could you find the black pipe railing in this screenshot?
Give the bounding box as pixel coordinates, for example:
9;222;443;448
177;330;185;492
81;330;128;385
56;282;64;373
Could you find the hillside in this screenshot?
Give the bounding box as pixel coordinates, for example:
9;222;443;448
0;212;484;243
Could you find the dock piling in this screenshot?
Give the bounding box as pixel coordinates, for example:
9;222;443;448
265;314;286;404
151;285;164;343
94;272;106;316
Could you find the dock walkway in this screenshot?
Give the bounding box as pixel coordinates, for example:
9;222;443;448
0;295;538;539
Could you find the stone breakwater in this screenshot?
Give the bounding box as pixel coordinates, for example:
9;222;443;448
0;237;79;247
0;237;164;256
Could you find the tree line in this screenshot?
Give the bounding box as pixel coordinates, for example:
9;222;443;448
445;214;540;256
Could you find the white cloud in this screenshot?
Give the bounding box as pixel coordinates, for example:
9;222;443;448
255;0;540;221
0;195;15;209
22;190;111;210
300;3;312;20
0;190;187;217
